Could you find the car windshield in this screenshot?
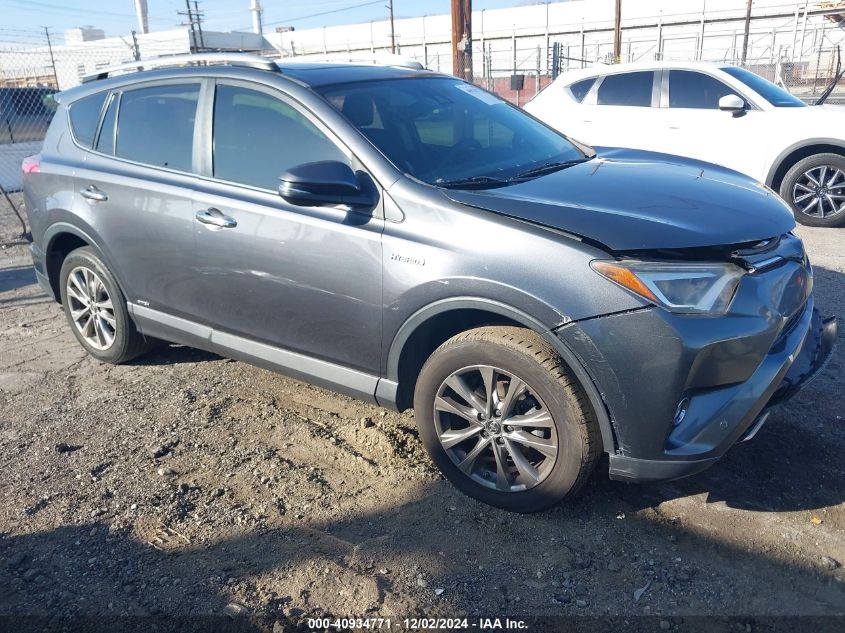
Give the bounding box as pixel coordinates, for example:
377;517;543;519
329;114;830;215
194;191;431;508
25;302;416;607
720;66;806;107
319;76;588;188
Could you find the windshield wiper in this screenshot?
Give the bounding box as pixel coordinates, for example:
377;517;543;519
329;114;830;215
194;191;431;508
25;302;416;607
435;175;510;190
509;158;591;182
435;158;591;190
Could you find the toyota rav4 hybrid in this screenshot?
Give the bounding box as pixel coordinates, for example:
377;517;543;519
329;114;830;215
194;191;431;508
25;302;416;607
22;54;836;512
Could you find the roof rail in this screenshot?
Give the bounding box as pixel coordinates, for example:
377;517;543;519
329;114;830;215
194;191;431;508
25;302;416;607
81;52;280;83
277;53;425;71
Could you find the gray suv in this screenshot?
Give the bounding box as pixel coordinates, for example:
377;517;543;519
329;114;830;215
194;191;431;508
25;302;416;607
23;54;836;512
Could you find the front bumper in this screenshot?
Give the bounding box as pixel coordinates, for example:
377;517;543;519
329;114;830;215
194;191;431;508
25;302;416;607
558;292;836;483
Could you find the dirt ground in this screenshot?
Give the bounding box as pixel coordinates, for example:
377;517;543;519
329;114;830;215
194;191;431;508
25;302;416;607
0;201;843;631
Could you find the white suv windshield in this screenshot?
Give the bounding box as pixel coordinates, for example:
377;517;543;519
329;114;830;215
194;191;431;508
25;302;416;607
721;66;806;108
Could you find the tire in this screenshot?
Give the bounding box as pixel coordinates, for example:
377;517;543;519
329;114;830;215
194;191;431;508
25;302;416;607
780;153;845;227
413;326;601;513
59;246;150;364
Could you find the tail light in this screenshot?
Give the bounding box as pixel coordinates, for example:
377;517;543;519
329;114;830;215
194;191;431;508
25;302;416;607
21;154;41;175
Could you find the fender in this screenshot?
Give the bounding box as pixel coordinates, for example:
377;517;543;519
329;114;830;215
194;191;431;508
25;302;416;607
42;220;130;301
765;137;845;187
380;296;618;455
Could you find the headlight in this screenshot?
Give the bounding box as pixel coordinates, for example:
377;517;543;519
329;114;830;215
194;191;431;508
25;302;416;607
591;260;745;315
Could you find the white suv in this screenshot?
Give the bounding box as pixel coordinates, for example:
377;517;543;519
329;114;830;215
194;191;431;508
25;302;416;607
525;61;845;227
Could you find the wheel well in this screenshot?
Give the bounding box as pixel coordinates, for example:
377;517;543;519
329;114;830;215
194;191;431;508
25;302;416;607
770;144;845;193
46;233;88;301
394;309;523;411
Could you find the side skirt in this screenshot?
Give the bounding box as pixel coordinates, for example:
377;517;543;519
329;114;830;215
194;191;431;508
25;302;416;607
129;303;381;405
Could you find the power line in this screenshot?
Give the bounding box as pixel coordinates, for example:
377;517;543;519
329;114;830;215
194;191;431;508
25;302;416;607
0;0;172;24
234;0;383;31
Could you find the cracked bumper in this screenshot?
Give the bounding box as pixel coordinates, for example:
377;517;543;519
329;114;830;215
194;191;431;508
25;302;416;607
558;299;837;483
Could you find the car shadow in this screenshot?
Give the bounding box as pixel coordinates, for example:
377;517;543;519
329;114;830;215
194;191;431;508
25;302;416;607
1;481;843;632
597;408;845;513
130;343;222;367
0;264;36;293
1;267;844;630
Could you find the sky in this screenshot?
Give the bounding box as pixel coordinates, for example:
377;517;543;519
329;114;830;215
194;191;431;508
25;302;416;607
0;0;558;44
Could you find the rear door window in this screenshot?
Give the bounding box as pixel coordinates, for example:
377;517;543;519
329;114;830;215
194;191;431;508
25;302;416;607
68;91;107;147
597;71;655;107
115;83;200;172
669;70;739;109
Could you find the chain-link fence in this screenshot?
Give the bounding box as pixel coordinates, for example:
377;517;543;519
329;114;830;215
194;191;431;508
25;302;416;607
0;43;59;240
0;79;55;239
1;42;55;240
0;27;188;240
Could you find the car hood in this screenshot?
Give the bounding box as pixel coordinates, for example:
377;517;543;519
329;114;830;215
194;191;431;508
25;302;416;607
443;148;796;251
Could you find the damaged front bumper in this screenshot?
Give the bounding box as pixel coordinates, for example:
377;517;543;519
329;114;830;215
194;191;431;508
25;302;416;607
764;310;837;409
613;308;835;482
558;297;837;483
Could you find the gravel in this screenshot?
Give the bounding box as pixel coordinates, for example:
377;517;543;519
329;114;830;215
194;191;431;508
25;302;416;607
0;221;844;628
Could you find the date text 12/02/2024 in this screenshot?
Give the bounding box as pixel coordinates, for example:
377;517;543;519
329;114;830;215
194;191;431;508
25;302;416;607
306;618;529;630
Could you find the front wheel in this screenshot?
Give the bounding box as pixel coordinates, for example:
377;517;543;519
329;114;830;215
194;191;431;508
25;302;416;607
413;327;601;513
780;153;845;227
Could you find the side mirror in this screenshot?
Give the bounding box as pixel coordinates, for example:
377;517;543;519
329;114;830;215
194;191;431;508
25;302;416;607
278;160;376;209
719;94;747;114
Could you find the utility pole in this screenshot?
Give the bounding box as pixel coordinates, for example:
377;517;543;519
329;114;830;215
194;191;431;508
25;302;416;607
741;0;753;65
130;29;141;61
43;26;59;88
179;0;197;52
193;1;206;51
388;0;396;54
612;0;622;63
451;0;472;81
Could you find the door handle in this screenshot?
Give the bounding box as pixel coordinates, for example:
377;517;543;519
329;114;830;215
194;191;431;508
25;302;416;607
80;185;108;202
195;208;237;229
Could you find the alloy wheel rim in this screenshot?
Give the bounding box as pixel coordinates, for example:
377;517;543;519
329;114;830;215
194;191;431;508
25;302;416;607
66;266;117;351
792;165;845;218
434;365;558;492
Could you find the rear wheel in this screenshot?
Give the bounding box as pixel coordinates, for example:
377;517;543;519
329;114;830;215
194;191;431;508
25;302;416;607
59;247;150;364
780;153;845;227
413;326;600;513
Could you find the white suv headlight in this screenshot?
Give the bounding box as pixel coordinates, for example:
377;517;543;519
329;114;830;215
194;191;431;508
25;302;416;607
591;260;746;315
